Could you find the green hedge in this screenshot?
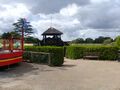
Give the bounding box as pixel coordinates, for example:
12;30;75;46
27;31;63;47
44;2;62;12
23;52;49;63
66;45;118;60
24;46;64;66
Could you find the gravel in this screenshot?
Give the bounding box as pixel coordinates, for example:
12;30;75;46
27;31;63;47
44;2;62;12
0;59;120;90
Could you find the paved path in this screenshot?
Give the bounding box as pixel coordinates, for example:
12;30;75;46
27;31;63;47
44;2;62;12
0;59;120;90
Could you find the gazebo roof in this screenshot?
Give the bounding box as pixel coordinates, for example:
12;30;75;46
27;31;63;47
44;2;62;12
42;27;63;35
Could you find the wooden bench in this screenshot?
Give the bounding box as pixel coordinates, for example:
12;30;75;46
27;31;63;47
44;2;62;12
83;52;100;60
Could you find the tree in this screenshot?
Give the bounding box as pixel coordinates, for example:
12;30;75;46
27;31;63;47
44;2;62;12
1;32;11;39
13;18;33;36
10;31;21;38
94;36;113;43
71;38;84;44
77;38;84;43
24;36;41;45
13;18;33;49
1;31;21;39
85;38;93;43
94;36;105;43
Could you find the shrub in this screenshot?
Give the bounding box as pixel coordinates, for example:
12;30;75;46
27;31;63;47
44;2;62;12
115;36;120;47
66;46;85;59
66;45;118;60
103;39;112;45
24;46;64;66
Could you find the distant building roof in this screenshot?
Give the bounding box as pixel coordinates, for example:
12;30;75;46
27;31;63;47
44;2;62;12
42;27;63;35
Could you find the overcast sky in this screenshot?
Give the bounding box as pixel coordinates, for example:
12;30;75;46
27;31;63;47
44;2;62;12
0;0;120;40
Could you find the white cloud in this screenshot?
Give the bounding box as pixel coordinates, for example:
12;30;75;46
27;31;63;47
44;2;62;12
0;0;120;41
0;3;30;20
0;3;31;33
60;3;79;16
30;12;81;40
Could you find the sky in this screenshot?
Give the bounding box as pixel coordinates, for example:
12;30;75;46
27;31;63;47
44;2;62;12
0;0;120;41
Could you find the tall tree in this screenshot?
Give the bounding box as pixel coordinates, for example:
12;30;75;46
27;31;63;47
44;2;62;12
94;36;113;43
13;18;33;36
94;36;105;43
85;38;94;43
13;18;33;50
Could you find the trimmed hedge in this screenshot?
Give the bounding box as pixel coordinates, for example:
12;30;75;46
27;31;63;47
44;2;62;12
66;45;118;60
23;52;49;63
24;46;64;66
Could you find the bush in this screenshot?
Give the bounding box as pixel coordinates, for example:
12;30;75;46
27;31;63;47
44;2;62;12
66;45;118;60
23;52;48;63
66;46;85;59
24;46;64;66
115;36;120;47
103;39;112;45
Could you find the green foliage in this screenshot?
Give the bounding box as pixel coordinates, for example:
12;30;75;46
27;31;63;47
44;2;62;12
66;46;85;59
24;36;40;43
71;38;84;44
13;18;33;36
71;36;113;44
95;36;113;43
23;52;48;63
103;39;112;45
10;31;21;38
1;32;11;39
115;36;120;47
85;38;94;43
94;36;103;43
66;45;118;60
24;46;64;66
1;31;21;39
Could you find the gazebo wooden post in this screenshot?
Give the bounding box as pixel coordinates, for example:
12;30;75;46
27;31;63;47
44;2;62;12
59;35;61;39
43;35;46;44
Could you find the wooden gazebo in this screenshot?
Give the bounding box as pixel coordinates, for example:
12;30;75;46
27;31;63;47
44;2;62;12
41;27;64;46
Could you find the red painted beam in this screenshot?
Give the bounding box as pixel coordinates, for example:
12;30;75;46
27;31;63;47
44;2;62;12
0;57;22;66
0;51;23;66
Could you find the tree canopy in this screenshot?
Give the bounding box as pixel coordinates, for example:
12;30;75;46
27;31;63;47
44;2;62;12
71;36;114;44
85;38;94;43
24;36;41;44
13;18;33;36
1;32;11;39
71;38;84;44
1;31;21;39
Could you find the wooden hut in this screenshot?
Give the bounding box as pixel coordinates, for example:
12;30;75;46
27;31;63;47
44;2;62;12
41;27;64;46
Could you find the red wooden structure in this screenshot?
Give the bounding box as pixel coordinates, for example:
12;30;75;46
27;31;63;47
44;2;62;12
0;30;24;67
